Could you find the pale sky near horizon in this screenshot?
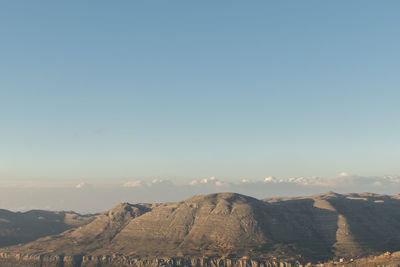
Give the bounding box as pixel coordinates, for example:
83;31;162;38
1;1;400;184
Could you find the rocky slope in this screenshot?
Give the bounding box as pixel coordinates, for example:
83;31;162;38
0;209;95;247
1;192;400;266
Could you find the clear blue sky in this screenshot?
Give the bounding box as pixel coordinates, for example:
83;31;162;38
1;1;400;181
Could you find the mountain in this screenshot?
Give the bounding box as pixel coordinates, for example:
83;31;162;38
1;192;400;266
0;209;95;248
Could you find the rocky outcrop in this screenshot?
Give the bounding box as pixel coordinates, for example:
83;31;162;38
2;192;400;265
0;253;300;267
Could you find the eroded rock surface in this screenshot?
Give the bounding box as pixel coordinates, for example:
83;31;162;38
0;209;95;247
1;192;400;266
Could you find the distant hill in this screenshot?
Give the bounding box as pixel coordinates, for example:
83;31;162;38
1;192;400;266
0;209;95;247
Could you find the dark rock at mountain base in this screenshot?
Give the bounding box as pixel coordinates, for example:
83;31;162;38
0;253;300;267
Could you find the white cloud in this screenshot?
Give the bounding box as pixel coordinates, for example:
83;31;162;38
189;176;228;187
189;180;199;186
148;179;172;186
190;175;400;189
123;180;144;188
190;176;217;185
123;179;172;188
201;176;216;184
215;181;226;187
264;176;275;183
75;182;92;189
2;175;400;213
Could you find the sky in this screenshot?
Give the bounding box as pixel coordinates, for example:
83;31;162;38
1;1;400;210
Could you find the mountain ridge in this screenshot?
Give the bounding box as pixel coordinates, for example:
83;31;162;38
0;209;95;248
1;192;400;266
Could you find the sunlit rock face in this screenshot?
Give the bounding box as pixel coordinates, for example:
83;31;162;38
1;192;400;266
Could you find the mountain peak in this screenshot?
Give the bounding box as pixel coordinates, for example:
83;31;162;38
3;192;400;264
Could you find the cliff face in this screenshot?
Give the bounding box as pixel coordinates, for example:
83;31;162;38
1;192;400;266
0;253;299;267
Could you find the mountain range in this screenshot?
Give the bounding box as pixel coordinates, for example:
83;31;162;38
1;192;400;266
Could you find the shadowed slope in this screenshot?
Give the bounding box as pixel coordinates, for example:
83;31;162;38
327;193;400;255
3;192;400;263
0;209;94;247
16;203;153;255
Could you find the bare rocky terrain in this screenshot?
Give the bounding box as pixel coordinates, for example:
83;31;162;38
0;209;95;248
1;192;400;266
